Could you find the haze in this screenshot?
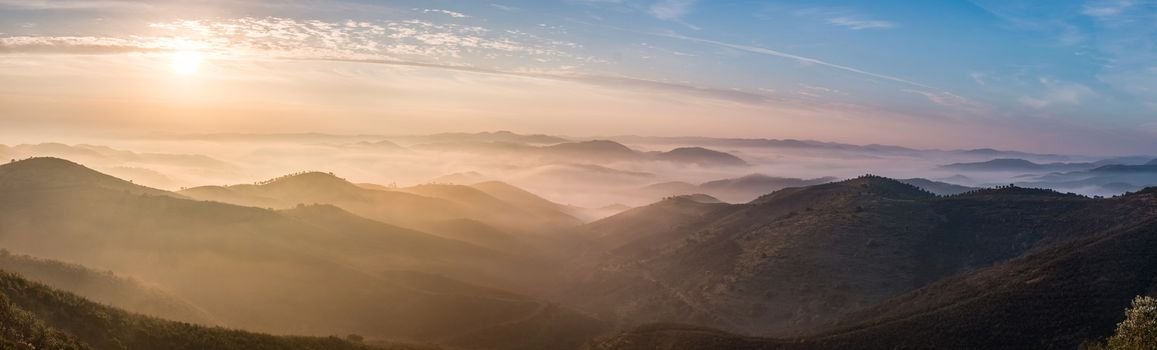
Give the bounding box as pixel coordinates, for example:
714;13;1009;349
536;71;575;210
2;1;1157;350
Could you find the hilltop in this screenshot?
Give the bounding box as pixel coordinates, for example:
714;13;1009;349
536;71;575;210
0;157;174;196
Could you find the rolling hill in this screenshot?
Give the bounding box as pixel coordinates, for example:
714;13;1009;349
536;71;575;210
0;250;216;325
589;190;1157;349
0;157;607;348
181;172;585;235
652;147;749;167
572;176;1157;337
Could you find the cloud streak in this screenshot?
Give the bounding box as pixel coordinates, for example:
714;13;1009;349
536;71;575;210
660;33;934;90
649;0;697;20
415;8;470;18
826;16;896;30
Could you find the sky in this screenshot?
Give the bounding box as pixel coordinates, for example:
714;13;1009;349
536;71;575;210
0;0;1155;154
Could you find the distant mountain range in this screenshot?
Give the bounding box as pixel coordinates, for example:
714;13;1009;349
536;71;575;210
413;139;749;167
939;158;1099;172
604;136;1075;161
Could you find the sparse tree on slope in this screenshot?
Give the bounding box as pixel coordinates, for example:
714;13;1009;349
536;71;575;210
1088;296;1157;350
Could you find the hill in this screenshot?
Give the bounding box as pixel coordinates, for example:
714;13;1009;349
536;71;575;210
398;183;582;232
652;147;748;167
590;196;1157;349
182;172;586;235
898;178;975;196
412;139;747;167
0;250;216;325
0;270;427;350
0;158;604;348
1017;164;1157;196
390;131;570;146
470;181;583;226
630;175;839;204
0;157;174;196
543;140;642;161
572;176;1153;337
582;195;732;249
939;158;1094;172
698;174;838;203
180;172;474;227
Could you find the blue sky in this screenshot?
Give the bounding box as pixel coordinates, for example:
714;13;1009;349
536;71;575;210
0;0;1154;154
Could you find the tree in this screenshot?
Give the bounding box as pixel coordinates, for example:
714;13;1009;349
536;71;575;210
1087;296;1157;350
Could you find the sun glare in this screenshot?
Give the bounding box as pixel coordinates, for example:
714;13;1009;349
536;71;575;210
170;51;203;75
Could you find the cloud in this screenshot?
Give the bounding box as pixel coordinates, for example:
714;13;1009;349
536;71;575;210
0;0;150;10
1082;0;1135;19
306;56;779;105
903;89;984;111
489;3;518;12
0;36;167;54
826;16;896;30
1019;77;1096;109
794;7;896;30
649;0;697;20
0;29;777;106
415;8;470;18
970;72;987;86
660;33;934;89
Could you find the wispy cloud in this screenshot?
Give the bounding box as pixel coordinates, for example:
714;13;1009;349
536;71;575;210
1082;0;1136;19
0;16;587;73
1019;77;1096;109
649;0;696;20
826;16;895;30
489;3;518;12
415;8;470;19
970;72;987;86
0;0;149;10
648;0;700;29
660;33;933;89
903;89;984;112
0;36;166;54
794;7;896;30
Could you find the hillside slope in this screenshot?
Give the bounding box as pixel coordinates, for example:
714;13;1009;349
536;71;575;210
0;271;427;350
574;176;1156;337
590;202;1157;349
0;250;216;325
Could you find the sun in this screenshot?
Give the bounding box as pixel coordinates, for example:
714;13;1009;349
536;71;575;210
170;51;203;75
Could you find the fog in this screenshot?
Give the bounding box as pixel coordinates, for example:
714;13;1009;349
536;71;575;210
2;132;1150;209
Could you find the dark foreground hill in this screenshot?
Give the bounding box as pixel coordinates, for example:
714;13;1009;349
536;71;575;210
589;208;1157;349
0;270;430;350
